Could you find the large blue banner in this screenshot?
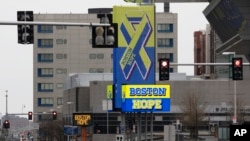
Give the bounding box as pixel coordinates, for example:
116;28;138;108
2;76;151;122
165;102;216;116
113;5;155;110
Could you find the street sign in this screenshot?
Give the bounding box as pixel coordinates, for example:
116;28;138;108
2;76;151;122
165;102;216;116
64;125;78;135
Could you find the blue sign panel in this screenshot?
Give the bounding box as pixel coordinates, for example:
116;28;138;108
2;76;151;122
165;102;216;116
113;5;155;110
64;126;78;135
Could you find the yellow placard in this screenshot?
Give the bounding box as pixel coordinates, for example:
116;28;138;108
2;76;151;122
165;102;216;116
106;85;113;99
122;85;170;99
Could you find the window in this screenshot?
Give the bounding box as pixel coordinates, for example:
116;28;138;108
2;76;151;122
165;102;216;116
157;38;173;47
38;68;53;77
38;83;53;92
89;68;104;73
157;53;174;62
38;39;53;48
38;98;53;107
89;54;96;59
56;68;67;74
97;54;104;59
89;68;97;73
38;53;53;62
37;25;53;33
56;54;67;59
56;83;64;89
57;98;63;105
97;68;104;73
157;24;173;32
56;39;67;45
56;25;67;30
89;53;104;59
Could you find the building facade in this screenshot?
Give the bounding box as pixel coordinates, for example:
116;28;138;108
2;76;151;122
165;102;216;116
33;8;178;122
194;30;206;75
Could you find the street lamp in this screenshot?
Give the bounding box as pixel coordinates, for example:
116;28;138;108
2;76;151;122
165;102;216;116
222;52;237;124
5;90;8;117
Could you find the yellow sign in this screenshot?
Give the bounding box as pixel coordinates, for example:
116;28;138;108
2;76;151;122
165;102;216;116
106;85;113;99
73;113;91;126
132;99;162;109
122;85;170;99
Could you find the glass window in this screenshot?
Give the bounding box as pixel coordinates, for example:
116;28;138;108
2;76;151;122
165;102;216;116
38;25;53;33
38;68;53;77
38;83;53;92
56;68;67;74
157;38;173;47
56;54;64;59
38;39;53;48
56;83;64;89
57;98;63;105
56;54;67;59
89;54;96;59
56;39;67;45
38;53;53;62
89;68;97;73
97;68;104;73
157;24;173;32
157;53;174;62
38;98;53;107
97;53;104;59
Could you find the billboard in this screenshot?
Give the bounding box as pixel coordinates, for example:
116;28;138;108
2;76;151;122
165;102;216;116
72;113;92;127
113;5;155;110
121;85;170;112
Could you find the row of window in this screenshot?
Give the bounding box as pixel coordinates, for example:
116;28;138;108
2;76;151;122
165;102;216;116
37;38;174;48
37;24;173;33
38;53;174;63
37;52;174;77
37;97;63;107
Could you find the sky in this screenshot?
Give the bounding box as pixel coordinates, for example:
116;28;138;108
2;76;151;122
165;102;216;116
0;0;209;117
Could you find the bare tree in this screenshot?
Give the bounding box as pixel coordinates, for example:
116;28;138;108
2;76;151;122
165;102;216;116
228;97;249;123
39;120;64;141
179;91;207;139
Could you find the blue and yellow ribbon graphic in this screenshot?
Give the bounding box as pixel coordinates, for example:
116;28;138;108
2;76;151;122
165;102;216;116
119;11;152;80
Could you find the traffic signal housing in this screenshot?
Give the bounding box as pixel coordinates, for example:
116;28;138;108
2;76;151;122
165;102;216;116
232;57;243;80
159;58;170;81
28;111;33;120
92;24;118;48
92;13;117;48
3;120;10;129
17;11;34;44
52;111;57;120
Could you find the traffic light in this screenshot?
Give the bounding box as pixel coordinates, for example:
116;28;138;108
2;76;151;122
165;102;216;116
52;111;57;120
3;120;10;129
92;13;118;48
28;111;32;120
17;11;34;44
232;57;243;80
159;58;170;81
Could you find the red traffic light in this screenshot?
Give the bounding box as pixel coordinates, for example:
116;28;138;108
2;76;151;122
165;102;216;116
3;120;10;129
161;61;168;67
234;60;241;67
52;111;57;120
232;57;243;80
28;111;33;120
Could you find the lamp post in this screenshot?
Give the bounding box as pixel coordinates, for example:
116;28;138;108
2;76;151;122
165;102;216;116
222;52;237;123
5;90;8;117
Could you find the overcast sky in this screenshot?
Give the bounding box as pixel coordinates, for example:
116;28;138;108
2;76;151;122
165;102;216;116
0;0;208;116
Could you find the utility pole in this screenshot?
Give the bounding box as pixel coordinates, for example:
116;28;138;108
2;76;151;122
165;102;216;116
5;90;8;117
